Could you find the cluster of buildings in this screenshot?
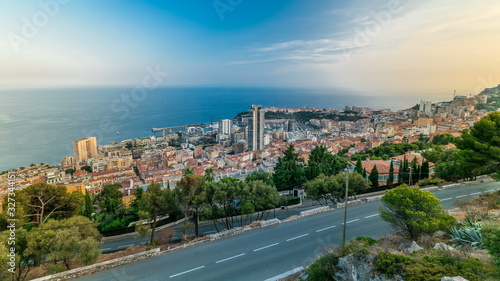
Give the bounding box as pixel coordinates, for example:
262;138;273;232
0;94;494;205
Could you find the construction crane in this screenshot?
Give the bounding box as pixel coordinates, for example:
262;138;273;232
207;115;217;133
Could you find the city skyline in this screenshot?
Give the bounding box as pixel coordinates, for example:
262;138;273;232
1;0;500;95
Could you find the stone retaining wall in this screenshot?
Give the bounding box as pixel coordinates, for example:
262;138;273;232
32;248;160;281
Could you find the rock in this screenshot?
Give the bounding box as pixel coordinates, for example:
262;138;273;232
404;241;423;253
434;242;454;251
433;230;447;237
333;255;403;281
441;276;469;281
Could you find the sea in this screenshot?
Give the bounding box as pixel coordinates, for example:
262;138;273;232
0;87;449;171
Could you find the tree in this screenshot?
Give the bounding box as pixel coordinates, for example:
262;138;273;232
82;190;94;219
410;158;419;185
379;185;455;239
94;183;123;215
240;180;280;221
420;161;429;180
176;175;206;237
369;165;379;188
184;167;194;176
135;210;151;239
387;161;394;185
432;133;455;145
26;216;100;268
140;182;175;244
399;157;409;184
0;230;31;281
15;183;83;226
212;180;240;229
433;149;471;182
305;172;368;206
273;145;306;190
354;158;363;175
204;168;215;182
305;145;347;180
65;168;76;176
455;112;500;178
245;171;274;186
397;160;403;183
80;165;92;173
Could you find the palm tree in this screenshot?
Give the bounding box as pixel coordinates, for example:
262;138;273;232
204;168;215;182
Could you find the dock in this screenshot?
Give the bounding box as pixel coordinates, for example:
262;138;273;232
152;122;213;133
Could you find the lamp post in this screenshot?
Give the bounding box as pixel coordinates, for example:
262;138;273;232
341;167;349;249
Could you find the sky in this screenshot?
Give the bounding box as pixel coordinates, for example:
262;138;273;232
1;0;500;96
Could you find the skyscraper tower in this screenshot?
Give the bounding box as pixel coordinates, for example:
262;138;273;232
73;137;98;164
249;105;264;151
218;119;232;135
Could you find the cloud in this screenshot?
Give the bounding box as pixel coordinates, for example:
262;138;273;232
238;0;500;95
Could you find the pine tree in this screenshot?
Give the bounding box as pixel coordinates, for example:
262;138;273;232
369;165;379;187
410;158;419;185
83;191;94;219
402;157;409;183
397;160;403;183
420;161;430;180
354;158;363;175
387;160;394;185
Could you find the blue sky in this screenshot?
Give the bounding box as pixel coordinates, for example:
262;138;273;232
1;0;500;95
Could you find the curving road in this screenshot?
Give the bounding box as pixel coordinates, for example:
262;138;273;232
81;181;500;281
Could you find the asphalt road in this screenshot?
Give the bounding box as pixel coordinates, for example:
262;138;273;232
101;201;323;253
80;181;500;281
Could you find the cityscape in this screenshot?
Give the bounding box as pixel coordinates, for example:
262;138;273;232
1;1;500;281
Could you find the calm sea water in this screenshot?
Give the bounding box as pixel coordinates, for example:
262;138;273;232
0;87;447;171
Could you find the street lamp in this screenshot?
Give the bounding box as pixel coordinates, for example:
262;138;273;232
341;166;349;248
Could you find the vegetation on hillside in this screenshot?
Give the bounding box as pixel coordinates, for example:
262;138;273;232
303;190;500;281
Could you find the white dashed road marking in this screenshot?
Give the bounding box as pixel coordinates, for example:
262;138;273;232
286;234;310;241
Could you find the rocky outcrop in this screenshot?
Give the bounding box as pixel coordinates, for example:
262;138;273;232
404;241;423;253
434;243;454;251
334;255;404;281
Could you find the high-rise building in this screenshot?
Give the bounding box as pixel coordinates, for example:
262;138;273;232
73;137;98;164
218;119;232;135
249;105;264;151
419;100;433;115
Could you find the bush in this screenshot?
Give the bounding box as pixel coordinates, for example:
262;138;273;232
100;219;127;232
343;237;377;258
482;223;500;267
374;252;412;278
416;178;446;187
306;253;339;281
405;250;498;281
379;185;456;239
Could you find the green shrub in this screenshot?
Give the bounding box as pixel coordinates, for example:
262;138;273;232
99;219;127;232
405;250;497;281
482;223;500;267
416;178;446;187
306;253;339;281
343;237;376;258
374;252;412;278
